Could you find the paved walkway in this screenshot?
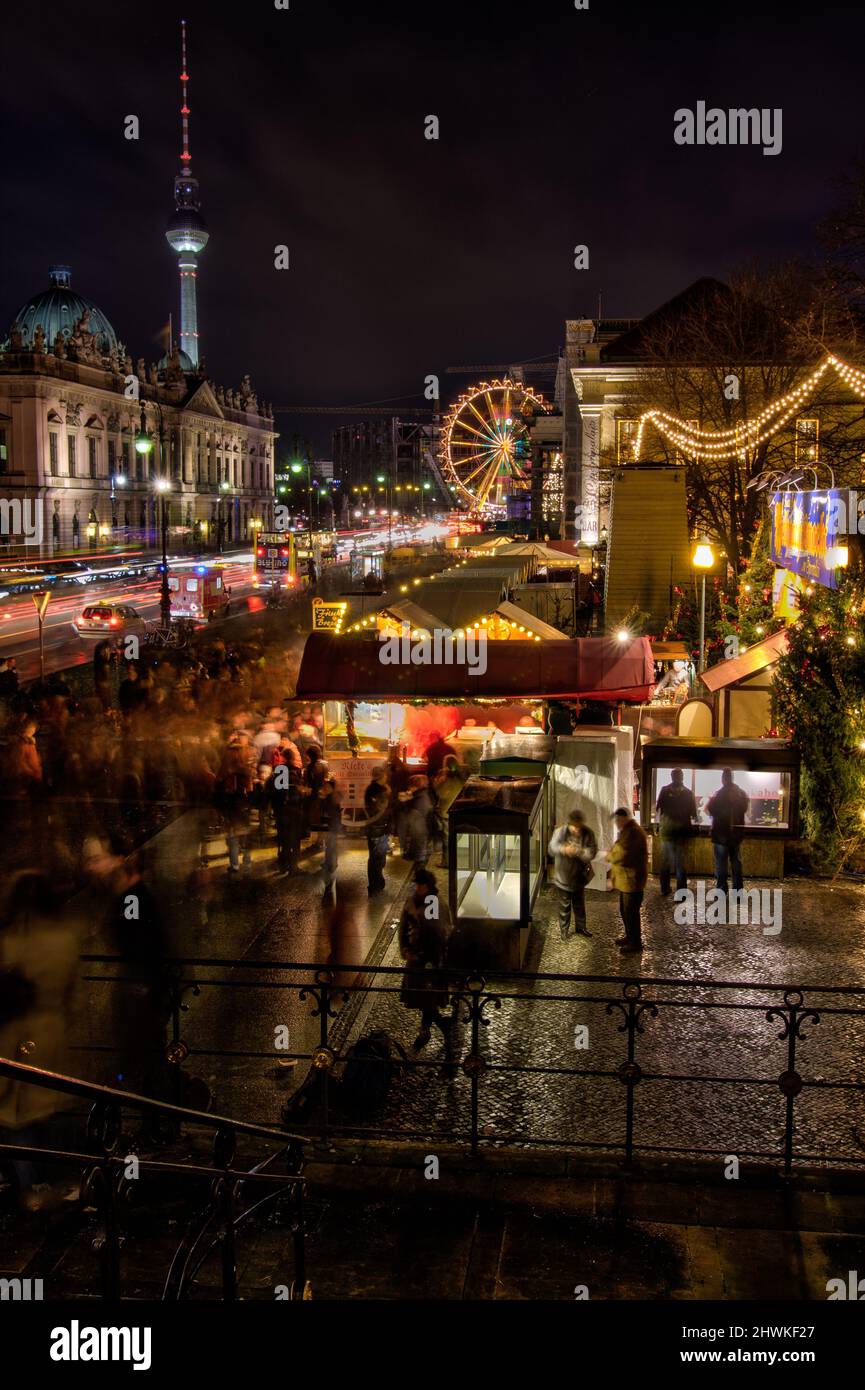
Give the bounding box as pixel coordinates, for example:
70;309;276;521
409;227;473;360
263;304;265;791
300;877;865;1168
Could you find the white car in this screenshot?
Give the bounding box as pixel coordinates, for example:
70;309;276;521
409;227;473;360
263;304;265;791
74;603;148;637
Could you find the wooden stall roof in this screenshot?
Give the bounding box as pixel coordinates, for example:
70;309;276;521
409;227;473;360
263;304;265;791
700;629;789;693
496;599;568;639
650;640;691;661
295;633;655;702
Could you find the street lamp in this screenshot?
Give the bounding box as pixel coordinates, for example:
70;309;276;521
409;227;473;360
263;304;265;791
692;540;715;673
155;477;171;630
377;473;394;548
217;479;232;553
291;460;312;546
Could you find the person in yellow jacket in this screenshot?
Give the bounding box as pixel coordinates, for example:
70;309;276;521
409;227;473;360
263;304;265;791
606;807;649;954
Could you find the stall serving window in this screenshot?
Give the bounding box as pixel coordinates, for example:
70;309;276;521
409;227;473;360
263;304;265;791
640;738;800;839
648;765;791;830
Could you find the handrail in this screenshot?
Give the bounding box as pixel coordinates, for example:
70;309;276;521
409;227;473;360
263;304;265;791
0;1055;309;1301
79;953;865;997
0;1055;307;1147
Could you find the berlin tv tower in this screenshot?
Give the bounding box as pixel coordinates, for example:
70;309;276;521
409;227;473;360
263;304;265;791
165;19;209;368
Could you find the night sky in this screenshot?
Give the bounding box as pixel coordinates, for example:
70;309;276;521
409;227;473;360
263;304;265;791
3;0;865;453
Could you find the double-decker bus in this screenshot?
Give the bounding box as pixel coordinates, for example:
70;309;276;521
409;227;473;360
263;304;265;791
254;532;298;587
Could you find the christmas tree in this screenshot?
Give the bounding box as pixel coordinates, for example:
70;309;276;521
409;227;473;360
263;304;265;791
773;580;865;869
725;512;776;648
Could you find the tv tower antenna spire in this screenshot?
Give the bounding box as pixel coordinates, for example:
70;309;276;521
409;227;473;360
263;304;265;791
179;17;192;171
165;18;209;368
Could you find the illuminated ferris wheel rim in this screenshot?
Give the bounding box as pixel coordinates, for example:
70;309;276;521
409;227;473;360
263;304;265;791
440;378;548;512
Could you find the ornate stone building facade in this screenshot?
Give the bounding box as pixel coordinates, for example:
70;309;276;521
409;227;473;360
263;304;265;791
0;267;276;557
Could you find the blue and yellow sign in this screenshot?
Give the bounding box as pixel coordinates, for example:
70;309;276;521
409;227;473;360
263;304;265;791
770;489;849;591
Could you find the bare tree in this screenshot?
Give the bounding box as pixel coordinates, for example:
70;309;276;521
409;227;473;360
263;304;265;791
622;265;865;576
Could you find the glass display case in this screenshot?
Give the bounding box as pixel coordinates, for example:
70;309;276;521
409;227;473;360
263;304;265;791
448;776;546;971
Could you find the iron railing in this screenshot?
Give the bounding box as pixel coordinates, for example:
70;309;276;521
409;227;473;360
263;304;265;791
0;1058;308;1301
76;957;865;1175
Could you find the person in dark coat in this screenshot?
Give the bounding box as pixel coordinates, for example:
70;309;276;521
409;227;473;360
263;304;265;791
93;639;115;711
548;807;597;940
319;777;343;903
656;768;698;895
706;769;750;893
0;657;19;705
269;742;303;874
364;766;391;895
607;808;649;954
301;743;328;844
398;870;456;1074
401;775;433;869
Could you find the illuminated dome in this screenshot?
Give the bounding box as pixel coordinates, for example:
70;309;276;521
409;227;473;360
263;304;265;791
165;207;210;255
5;266;120;354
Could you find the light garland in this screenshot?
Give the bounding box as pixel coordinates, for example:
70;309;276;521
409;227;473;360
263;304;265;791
633;353;865;462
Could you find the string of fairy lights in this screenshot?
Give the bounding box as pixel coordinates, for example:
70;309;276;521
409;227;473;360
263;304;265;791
342;571;542;641
633;353;865;462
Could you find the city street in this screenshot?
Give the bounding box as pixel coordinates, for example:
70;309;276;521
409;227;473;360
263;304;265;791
0;553;259;680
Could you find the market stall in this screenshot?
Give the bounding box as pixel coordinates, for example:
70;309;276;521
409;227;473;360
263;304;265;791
640;737;800;878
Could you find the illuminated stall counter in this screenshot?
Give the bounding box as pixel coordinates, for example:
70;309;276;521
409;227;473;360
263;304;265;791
640;738;800;880
448;776;545;971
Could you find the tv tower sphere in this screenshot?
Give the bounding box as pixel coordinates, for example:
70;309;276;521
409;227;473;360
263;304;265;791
165;200;209;255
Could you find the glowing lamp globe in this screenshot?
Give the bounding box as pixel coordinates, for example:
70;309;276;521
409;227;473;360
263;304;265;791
692;542;714;569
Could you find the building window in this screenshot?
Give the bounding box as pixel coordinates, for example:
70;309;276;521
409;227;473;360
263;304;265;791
796;417;819;464
49;432;59;476
88;437;97;478
68;436;77;476
108;440;116;475
122;440;131;477
0;428;9;475
616;419;639;464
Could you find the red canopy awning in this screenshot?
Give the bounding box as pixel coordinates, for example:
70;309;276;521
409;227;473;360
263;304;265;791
294;634;655;702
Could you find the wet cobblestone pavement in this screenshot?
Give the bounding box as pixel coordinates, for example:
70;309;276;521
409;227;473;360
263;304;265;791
71;828;865;1170
315;877;865;1169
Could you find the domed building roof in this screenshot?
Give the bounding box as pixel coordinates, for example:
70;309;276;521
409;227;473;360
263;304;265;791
4;266;120;355
158;346;195;372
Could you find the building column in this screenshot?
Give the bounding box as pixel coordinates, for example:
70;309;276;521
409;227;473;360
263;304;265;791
578;404;603;544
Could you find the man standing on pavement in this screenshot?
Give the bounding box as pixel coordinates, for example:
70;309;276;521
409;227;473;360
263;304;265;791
706;769;750;893
364;765;391;896
656;768;698;896
607;807;649;955
548;808;597;941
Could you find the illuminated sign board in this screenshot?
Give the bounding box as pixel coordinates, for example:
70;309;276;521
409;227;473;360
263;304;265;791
770;489;849;591
311;598;347;632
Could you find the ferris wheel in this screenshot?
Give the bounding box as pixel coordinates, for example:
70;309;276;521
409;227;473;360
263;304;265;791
440;379;548;513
